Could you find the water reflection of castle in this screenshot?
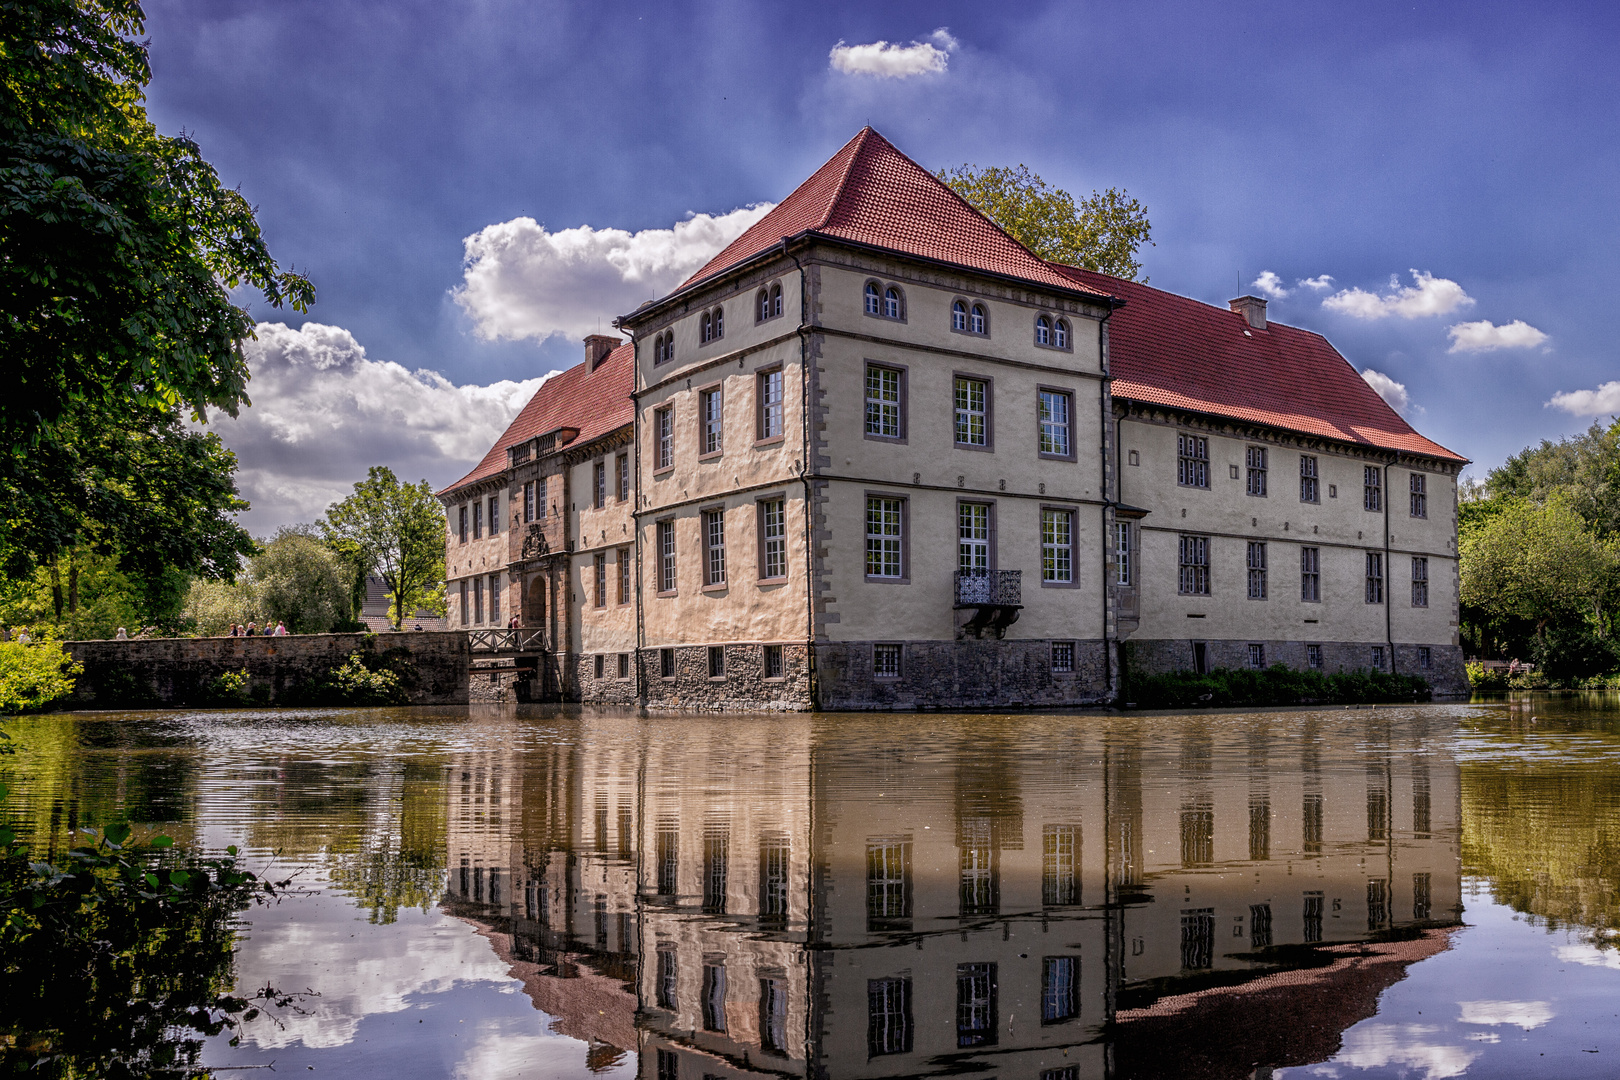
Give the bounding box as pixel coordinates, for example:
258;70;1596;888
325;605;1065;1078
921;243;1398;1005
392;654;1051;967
440;714;1460;1080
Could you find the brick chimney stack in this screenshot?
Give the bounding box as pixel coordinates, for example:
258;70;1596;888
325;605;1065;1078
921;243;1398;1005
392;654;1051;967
1229;295;1268;331
585;334;621;370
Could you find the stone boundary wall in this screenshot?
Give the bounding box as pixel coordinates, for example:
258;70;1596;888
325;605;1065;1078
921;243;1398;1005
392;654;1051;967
1124;638;1469;698
814;639;1111;711
64;632;470;707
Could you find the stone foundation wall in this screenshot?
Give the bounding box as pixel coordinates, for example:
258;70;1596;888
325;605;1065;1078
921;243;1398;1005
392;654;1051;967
573;652;640;705
814;639;1110;711
65;632;469;707
1123;637;1468;697
640;644;813;711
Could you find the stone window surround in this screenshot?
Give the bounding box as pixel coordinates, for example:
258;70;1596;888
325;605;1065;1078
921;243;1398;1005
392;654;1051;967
957;496;998;575
1033;312;1074;352
864;490;910;585
755;280;785;325
952;370;995;452
863;360;908;445
950;297;992;338
700;503;728;593
1036;384;1078;462
1039;503;1081;589
864;279;908;322
655;517;677;597
696;381;724;461
653;405;675;475
872;641;904;680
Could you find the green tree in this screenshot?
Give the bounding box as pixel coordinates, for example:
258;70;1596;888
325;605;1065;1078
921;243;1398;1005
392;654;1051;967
253;528;349;633
322;468;445;630
1487;418;1620;540
937;163;1154;280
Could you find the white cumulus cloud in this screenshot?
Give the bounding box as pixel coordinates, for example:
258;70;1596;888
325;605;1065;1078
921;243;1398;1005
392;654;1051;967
1328;1024;1478;1080
1446;318;1548;353
209;322;548;532
1361;368;1412;415
453;204;774;343
1322;270;1474;320
1252;271;1289;299
829;29;956;77
1547;381;1620;416
1298;274;1335;291
1458;1000;1554;1030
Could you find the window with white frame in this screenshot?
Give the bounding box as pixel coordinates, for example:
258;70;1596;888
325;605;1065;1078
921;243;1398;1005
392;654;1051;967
703;509;726;586
758;369;784;440
959;503;991;574
866;497;903;579
970;304;987;334
1370;645;1385;669
1115;521;1131;585
617;547;631;604
1178;434;1209;488
760;498;787;579
884;286;902;319
954;377;988;446
1179;535;1210;595
1411;556;1428;607
488;493;500;533
1247;541;1267;599
655;406;674;470
700;388;722;456
1246;446;1267;497
617;454;630;502
865;282;881;315
657;520;676;592
1301;546;1321;602
1042;508;1073;584
594;553;607;608
952;300;968;331
865;364;902;438
1410;472;1427;518
489;575;501;623
1364;466;1382;512
758;287;772;322
770;283;782;318
593;461;607;508
1300;455;1320;503
1036;316;1051;345
535;476;547;518
1248;643;1266;670
523;480;535;523
1039;390;1071;457
1366;552;1384;603
1054;319;1069;349
1306;643;1324;669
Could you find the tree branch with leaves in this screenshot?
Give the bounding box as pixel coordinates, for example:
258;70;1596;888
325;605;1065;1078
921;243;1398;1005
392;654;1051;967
321;468;446;630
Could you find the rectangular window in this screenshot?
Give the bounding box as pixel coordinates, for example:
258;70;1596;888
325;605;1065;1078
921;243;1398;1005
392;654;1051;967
593;553;606;608
473;576;484;624
1306;643;1324;669
865;497;903;579
523;480;535;523
1038;390;1072;457
459;580;468;624
458;504;468;543
1411;556;1429;607
488;494;500;533
1300;455;1319;503
764;644;783;678
1180;908;1214;969
594;653;604;680
1301;546;1321;602
657;520;676;593
617;652;629;678
1418;645;1432;670
703;509;726;586
1051;641;1074;673
1246;446;1268;496
535;476;547;518
655;406;674;470
759;836;790;927
1249;798;1271;860
1115;521;1131;585
591;461;606;510
758;369;784;440
1181;804;1213;866
873;643;902;679
955;963;998;1048
1041;956;1079;1024
867;977;914;1056
759;977;788;1056
1303;795;1323;854
701;963;727;1032
954;376;988;446
708;645;725;679
703;825;728;914
1303;892;1324;942
656;949;677;1011
660;647;674;678
1367;878;1389;930
1410;472;1427;518
866;838;912;929
489;575;501;624
472;499;483;539
656;818;678;895
1247;541;1267;599
1371;644;1386;669
959;502;991;574
1178;534;1210;595
1177;434;1209;488
1248;643;1265;669
616;454;629;502
1366;552;1384;604
760;498;787;579
1042;825;1078;906
700;388;722;456
960;818;998;916
864;364;902;439
1042;509;1074;584
617;547;630;604
1250;903;1273;948
1364;465;1382;512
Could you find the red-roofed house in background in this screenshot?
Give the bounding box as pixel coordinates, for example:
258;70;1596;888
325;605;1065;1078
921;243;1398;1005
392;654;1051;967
440;127;1467;707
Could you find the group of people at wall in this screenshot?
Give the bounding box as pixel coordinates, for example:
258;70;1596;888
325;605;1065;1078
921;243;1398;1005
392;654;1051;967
223;622;288;638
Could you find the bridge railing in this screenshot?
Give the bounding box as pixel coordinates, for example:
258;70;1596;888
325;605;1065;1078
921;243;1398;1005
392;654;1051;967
466;628;549;653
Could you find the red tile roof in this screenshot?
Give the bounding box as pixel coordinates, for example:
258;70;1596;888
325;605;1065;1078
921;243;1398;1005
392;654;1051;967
680;128;1113;299
1049;265;1466;463
438;341;634;496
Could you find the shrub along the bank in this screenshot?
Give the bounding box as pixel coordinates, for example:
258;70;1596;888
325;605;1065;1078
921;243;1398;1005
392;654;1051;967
0;639;81;714
295;651;409;706
1123;664;1431;709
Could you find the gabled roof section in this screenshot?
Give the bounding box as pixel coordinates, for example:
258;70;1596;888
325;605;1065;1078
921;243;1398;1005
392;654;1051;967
681;128;1113;299
438;342;634;497
1048;265;1465;463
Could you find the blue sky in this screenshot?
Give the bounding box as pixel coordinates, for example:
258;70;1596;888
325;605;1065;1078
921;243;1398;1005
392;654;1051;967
142;0;1620;529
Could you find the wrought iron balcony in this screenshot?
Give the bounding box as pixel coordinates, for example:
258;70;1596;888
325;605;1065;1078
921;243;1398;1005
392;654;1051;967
954;569;1022;607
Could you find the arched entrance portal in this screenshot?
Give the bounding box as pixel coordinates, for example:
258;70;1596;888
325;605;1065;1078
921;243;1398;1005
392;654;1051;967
524;575;547;634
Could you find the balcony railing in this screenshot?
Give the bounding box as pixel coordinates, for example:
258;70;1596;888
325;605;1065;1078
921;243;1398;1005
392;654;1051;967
467;628;548;654
954;569;1022;607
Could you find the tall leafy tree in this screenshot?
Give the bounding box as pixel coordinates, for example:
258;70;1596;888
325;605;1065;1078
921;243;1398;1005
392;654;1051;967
322;468;445;630
938;163;1154;280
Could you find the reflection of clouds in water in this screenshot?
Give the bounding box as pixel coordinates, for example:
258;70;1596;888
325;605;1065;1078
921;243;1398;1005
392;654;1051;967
1458;999;1554;1029
1314;1024;1479;1080
1557;943;1620;970
235;905;514;1049
454;1023;626;1080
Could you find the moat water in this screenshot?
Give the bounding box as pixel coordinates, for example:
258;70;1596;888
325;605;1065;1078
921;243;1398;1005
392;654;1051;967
4;697;1620;1079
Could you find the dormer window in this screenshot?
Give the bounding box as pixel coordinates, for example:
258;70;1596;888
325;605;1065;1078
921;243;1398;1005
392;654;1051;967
865;282;881;315
1036;316;1051;345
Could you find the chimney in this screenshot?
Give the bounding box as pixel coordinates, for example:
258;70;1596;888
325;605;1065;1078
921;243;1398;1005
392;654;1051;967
1229;295;1267;331
585;334;621;370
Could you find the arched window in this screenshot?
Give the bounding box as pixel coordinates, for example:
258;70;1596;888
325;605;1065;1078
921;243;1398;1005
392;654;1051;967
700;311;712;343
653;335;662;364
884;287;901;319
712;306;723;339
1054;319;1069;349
757;289;771;323
664;332;674;362
1035;316;1051;346
970;304;987;335
771;283;783;318
865;282;881;315
953;300;968;331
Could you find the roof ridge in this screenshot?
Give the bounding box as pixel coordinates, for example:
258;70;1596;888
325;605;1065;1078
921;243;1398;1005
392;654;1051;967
816;127;875;232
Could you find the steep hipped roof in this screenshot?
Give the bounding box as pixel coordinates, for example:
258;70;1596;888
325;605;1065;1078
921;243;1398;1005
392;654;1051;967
438;341;634;497
1050;265;1466;463
680;128;1113;299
